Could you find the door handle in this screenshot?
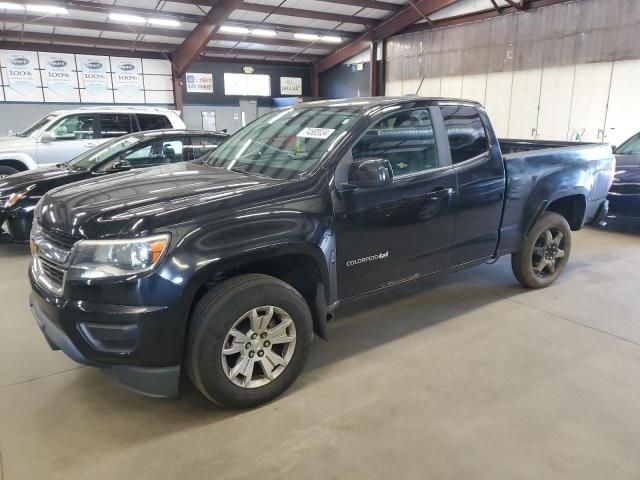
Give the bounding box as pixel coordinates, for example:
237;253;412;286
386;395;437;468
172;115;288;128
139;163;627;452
84;143;96;148
426;187;455;199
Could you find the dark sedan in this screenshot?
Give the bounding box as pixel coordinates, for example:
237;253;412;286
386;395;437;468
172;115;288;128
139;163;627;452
0;129;228;243
608;132;640;224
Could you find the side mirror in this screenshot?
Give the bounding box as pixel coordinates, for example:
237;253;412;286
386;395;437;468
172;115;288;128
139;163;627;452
347;158;394;189
109;160;132;172
611;145;617;153
39;132;54;143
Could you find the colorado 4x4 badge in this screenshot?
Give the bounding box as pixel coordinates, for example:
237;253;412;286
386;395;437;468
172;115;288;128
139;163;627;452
346;251;389;267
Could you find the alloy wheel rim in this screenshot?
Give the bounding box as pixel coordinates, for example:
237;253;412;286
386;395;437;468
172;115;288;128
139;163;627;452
221;306;297;389
532;228;566;277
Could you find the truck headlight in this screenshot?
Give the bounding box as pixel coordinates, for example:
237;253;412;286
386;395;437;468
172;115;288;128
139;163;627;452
68;234;170;280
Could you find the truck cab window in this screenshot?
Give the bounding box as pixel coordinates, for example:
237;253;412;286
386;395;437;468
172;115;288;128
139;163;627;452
441;105;489;164
352;108;438;177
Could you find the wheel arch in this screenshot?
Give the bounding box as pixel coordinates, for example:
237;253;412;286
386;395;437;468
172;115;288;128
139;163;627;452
183;243;332;340
0;158;30;172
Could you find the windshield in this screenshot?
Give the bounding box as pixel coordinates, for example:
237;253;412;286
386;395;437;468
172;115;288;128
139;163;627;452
616;132;640;155
67;134;145;170
16;115;57;137
204;106;363;180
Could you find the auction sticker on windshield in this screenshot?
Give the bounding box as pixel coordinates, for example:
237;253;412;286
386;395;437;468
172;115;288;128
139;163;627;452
297;128;336;139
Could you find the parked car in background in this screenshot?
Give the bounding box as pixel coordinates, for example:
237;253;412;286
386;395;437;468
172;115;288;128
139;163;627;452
27;97;614;408
607;131;640;224
0;107;186;177
0;129;227;243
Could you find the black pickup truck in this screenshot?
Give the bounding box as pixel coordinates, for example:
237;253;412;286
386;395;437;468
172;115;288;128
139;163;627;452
28;97;614;408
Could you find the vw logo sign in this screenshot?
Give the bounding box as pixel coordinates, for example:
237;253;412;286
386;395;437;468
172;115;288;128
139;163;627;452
10;57;30;66
49;59;68;68
120;63;135;72
86;61;103;70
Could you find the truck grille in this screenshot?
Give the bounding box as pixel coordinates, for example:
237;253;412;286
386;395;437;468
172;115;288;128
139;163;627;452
38;256;66;288
42;228;80;250
33;226;79;295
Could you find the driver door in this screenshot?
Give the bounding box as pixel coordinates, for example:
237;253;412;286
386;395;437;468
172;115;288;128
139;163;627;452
36;114;98;166
333;107;457;299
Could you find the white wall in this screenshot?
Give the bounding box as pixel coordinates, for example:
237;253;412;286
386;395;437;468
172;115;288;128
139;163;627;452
394;59;640;146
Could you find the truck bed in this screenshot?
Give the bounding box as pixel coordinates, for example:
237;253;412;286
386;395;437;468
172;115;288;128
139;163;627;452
498;139;600;155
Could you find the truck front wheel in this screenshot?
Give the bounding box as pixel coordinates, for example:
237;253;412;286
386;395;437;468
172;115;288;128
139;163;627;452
511;212;572;289
185;274;313;408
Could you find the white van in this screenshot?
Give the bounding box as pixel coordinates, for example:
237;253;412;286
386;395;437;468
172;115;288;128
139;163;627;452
0;107;186;176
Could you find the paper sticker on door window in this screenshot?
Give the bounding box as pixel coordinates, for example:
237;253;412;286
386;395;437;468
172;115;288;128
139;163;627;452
296;128;336;139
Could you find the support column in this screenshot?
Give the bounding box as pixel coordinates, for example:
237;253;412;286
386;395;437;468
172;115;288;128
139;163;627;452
173;73;184;119
369;41;379;96
311;64;320;98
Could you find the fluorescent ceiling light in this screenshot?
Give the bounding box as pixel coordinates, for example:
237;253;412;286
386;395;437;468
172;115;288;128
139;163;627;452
251;29;277;37
220;25;250;34
109;13;146;24
0;2;24;10
26;4;68;14
148;18;181;27
294;33;320;41
321;35;342;43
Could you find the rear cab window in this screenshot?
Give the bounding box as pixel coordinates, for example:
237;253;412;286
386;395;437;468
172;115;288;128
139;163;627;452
137;114;173;131
440;105;489;164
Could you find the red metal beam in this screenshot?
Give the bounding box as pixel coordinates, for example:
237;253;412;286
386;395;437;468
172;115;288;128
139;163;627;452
315;0;460;73
173;0;243;78
237;2;376;26
312;0;400;11
369;41;379;96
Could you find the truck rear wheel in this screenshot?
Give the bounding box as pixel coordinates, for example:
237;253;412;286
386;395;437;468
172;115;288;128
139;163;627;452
511;212;572;289
185;274;313;409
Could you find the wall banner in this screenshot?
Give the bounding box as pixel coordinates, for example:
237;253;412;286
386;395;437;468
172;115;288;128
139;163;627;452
42;53;75;96
280;77;302;96
186;72;213;93
2;51;38;95
79;56;109;95
114;60;142;97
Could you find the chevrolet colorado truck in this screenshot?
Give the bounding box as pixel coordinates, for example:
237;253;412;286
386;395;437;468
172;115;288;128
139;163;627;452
28;97;614;408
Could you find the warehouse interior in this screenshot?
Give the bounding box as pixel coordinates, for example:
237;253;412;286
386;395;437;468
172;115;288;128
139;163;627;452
1;0;640;478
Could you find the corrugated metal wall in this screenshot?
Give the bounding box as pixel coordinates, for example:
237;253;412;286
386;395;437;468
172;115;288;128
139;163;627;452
386;0;640;144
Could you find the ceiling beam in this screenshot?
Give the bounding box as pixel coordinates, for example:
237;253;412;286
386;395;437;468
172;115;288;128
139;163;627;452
223;19;358;39
315;0;460;73
173;0;243;78
0;13;335;50
0;30;320;63
311;0;400;12
236;2;377;26
60;0;204;24
0;13;185;38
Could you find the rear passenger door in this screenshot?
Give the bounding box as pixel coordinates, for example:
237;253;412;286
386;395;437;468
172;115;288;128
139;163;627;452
334;107;458;298
441;105;506;265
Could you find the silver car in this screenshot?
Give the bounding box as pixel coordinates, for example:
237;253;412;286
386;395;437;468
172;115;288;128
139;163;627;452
0;106;186;177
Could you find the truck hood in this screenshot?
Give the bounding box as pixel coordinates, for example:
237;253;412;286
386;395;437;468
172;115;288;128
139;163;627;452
36;162;286;238
0;135;36;151
0;166;89;199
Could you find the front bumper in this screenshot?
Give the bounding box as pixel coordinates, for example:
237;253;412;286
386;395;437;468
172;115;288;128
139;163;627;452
29;270;183;398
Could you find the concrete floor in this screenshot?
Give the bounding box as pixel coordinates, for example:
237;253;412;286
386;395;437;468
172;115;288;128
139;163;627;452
0;225;639;480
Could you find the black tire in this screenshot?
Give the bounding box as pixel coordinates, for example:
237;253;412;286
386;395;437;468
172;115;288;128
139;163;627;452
185;274;313;409
511;212;572;289
0;166;19;177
